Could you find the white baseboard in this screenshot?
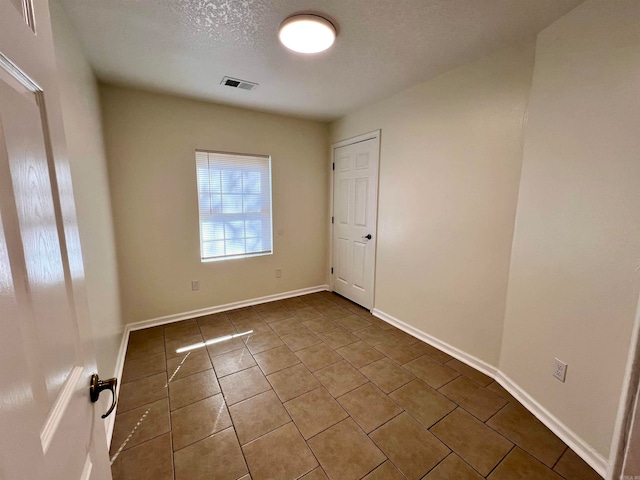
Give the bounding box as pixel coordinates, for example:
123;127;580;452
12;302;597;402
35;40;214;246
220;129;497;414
494;372;607;476
128;285;330;332
371;308;607;478
106;284;330;446
372;309;498;378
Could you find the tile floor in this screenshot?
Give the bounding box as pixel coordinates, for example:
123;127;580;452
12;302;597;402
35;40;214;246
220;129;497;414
110;292;603;480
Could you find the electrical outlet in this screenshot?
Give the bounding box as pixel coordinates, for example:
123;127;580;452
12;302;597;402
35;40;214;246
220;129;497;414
191;280;200;291
275;269;282;278
553;358;567;382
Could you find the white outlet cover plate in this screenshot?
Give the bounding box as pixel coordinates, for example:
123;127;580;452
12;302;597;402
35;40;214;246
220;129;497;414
553;358;567;382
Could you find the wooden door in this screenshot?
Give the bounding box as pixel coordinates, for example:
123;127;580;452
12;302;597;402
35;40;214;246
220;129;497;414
0;0;112;479
331;133;380;309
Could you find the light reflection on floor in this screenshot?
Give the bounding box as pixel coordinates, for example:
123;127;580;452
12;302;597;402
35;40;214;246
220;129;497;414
175;330;254;354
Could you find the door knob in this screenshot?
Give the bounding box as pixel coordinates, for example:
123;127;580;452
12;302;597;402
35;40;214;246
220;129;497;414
90;374;118;419
362;234;372;240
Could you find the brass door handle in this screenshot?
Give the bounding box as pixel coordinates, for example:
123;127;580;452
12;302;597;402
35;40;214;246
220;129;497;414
90;374;118;419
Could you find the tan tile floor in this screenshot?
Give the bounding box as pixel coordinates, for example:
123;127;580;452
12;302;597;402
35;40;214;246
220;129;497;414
110;292;603;480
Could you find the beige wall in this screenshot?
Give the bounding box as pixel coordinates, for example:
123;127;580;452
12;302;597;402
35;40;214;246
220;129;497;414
50;1;123;376
100;85;329;323
500;0;640;458
331;42;535;366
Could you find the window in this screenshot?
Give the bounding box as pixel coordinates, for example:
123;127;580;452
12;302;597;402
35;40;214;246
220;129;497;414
195;150;273;261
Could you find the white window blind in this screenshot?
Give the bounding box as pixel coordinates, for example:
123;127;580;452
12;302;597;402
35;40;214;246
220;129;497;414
196;150;273;261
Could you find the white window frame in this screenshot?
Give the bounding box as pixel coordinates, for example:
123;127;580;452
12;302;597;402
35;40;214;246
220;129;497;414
195;150;273;262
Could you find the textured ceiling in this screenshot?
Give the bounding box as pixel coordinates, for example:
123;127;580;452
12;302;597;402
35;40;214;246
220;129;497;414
58;0;584;121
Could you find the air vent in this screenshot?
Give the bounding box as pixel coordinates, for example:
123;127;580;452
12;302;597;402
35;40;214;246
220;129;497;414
221;76;258;91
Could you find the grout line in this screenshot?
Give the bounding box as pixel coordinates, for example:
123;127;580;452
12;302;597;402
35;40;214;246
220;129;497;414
283;390;329;441
112;390;168;416
169;391;223;413
484;444;517;478
373;374;414;396
422;452;454;478
170;413;234;454
223;384;274;408
124;347;166;363
170;426;239;457
482;421;517;448
363;409;406;441
110;351;190;465
474;404;565;473
224;413;251;478
120;368;168;386
294;426;324;477
484;398;511;424
170;428;176;480
428;407;503;478
213;361;259;380
256;358;301;376
395;399;451;431
109;406;153;464
164;326;175;480
350;458;387;479
551;446;569;470
164;365;213;383
437;373;461;392
165;351;191;387
428;406;459;432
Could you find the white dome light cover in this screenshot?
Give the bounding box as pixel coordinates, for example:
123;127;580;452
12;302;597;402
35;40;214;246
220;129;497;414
279;14;336;54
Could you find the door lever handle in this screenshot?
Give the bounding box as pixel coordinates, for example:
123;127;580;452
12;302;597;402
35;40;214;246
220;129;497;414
90;374;118;419
362;234;372;240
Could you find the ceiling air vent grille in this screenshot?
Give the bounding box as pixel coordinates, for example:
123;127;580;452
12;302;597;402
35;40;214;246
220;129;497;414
221;76;258;91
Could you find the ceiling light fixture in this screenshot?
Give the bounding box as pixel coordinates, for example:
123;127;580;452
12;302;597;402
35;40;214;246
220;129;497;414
278;14;336;54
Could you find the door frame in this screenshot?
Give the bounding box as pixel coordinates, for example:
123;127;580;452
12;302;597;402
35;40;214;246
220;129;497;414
328;129;381;309
608;290;640;478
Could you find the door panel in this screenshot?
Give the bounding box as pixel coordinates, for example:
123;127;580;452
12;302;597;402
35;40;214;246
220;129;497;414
337;154;350;172
356;152;369;170
332;135;380;309
0;0;112;478
352;242;366;289
354;178;368;227
336;237;349;285
0;182;43;480
1;79;78;404
337;178;349;224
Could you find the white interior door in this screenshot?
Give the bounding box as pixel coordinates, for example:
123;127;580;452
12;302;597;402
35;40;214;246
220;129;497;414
332;133;380;309
0;1;112;479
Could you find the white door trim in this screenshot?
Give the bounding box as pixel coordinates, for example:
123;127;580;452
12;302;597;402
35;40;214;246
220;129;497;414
332;130;380;150
608;290;640;479
329;130;381;308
